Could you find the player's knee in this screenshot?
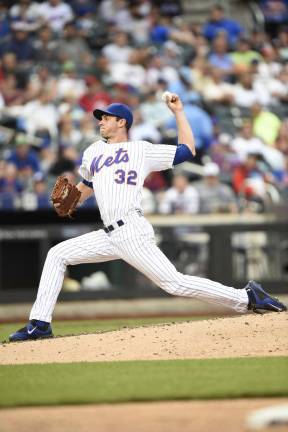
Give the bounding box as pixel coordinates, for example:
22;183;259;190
47;244;68;265
158;272;182;295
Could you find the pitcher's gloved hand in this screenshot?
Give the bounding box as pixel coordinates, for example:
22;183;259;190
51;175;81;218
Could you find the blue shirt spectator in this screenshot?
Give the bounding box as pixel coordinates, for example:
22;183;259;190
208;34;234;75
166;102;213;151
203;5;243;47
0;3;10;39
7;134;40;174
208;52;234;71
0;162;23;193
8;149;40;173
2;25;35;61
33;175;51;209
71;0;96;16
260;0;288;23
150;25;170;44
150;17;171;44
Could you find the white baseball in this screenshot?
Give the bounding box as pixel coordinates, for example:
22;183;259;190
161;91;173;102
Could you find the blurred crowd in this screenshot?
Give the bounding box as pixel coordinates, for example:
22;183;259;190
0;0;288;214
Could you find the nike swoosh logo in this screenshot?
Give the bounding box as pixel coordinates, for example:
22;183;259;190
27;327;37;335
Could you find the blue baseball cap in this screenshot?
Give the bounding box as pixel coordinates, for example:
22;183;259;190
93;103;133;129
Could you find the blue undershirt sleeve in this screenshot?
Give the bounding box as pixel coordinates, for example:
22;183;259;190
82;179;93;189
173;144;194;166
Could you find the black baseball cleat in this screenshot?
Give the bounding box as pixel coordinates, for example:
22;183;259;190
9;320;53;342
245;280;287;313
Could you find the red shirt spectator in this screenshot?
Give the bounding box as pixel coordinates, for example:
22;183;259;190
233;153;267;198
79;76;112;112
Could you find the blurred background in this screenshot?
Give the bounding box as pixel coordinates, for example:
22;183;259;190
0;0;287;314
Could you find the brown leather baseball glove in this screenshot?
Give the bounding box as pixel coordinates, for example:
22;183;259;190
51;175;81;218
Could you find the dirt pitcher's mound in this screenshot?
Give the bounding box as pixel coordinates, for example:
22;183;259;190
1;313;288;365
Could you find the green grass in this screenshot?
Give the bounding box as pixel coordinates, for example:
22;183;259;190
0;357;287;407
0;316;206;342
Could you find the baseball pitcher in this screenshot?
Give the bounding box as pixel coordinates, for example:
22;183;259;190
9;93;286;341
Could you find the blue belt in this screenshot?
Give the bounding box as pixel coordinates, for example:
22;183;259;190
104;219;124;233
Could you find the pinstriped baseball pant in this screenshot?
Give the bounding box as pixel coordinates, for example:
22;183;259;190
30;213;249;322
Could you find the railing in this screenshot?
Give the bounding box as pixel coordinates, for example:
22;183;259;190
0;211;287;303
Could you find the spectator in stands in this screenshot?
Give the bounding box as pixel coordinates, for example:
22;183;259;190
207;34;234;78
232;73;268;107
58;113;82;149
0;1;10;40
195;162;238;214
150;15;172;45
21;172;51;210
7;133;41;182
154;0;182;17
79;75;112;113
9;0;41;32
33;26;59;64
0;161;23;194
0;52;18;80
20;88;59;139
200;66;234;105
232;152;273;211
203;4;244;47
0;73;26;106
259;68;288;105
158;173;199;214
277;27;288;61
209;132;239;181
2;22;36;63
257;45;282;80
56;20;92;65
56;61;86;99
102;31;133;64
231;120;265;163
49;146;77;176
251;103;282;146
141;90;172;128
168;67;200;105
173;17;196;44
27;65;57;101
0;88;4;109
145;54;178;87
279;154;288;187
70;0;97;18
162;40;183;69
260;0;288;38
93;55;114;87
77;113;98;153
250;29;270;53
276;118;288;155
0;161;23;210
107;50;147;90
32;172;51;209
231;36;263;74
99;0;134;32
127;2;151;46
129;109;161;143
231;120;285;173
38;0;74;34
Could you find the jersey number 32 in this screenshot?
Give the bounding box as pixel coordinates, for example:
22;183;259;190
114;169;137;185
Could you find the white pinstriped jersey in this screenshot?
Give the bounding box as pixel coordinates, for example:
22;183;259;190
79;140;177;226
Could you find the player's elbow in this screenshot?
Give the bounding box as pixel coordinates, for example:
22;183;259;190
173;144;195;165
